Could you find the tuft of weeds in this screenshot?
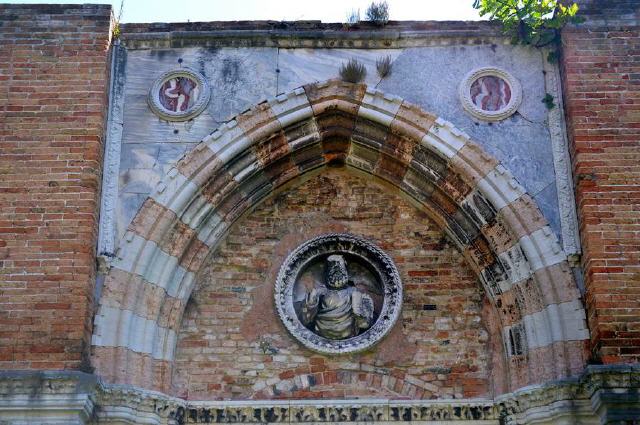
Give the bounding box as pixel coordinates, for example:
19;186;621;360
376;55;392;78
339;58;367;83
112;0;125;39
365;1;389;26
344;9;361;29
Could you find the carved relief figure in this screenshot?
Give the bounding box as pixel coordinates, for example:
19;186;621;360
159;76;199;112
470;75;511;112
299;255;374;339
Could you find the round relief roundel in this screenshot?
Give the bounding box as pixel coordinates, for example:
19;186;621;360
275;234;403;354
459;67;522;122
148;68;210;121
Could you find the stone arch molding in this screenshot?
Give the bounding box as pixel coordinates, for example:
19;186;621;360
92;80;589;394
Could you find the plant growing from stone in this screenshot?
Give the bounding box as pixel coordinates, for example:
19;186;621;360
472;0;582;62
345;9;361;28
542;93;555;110
112;0;125;39
365;1;390;26
376;55;392;79
339;59;367;84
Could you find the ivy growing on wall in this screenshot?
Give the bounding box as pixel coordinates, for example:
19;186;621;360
472;0;583;62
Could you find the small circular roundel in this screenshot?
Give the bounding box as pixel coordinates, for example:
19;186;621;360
459;67;522;122
275;233;403;354
148;68;210;121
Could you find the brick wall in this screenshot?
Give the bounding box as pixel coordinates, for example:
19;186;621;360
172;169;502;399
561;0;640;363
0;5;112;369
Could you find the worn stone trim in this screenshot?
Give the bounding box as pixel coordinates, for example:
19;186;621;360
496;194;548;240
122;34;511;51
119;22;510;50
497;365;640;425
476;164;527;211
521;300;589;349
98;42;127;257
94;80;588;390
97;268;185;331
92;305;177;361
126;198;210;273
542;49;581;257
423;117;470;159
91;346;173;392
491;263;583;328
110;232;195;299
2;366;633;424
458;67;523;122
518;227;565;272
148;68;211;121
120;20;502;34
0;371;97;425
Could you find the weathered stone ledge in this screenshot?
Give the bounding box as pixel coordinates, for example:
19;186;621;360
120;20;507;49
1;365;638;424
121;20;499;34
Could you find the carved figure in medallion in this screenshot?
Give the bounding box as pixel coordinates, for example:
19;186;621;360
299;254;374;339
159;76;199;112
470;75;512;112
275;233;402;353
148;69;210;121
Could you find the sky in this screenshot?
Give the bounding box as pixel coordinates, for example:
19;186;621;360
3;0;484;23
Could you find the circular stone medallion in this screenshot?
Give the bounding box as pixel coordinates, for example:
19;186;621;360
275;234;402;354
459;67;522;122
148;69;210;121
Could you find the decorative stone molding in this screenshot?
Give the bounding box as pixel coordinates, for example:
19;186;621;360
96;392;504;424
98;42;127;257
147;68;211;121
496;365;640;425
459;67;522;122
542;51;581;257
119;21;509;50
1;366;637;424
274;233;403;354
0;371;97;425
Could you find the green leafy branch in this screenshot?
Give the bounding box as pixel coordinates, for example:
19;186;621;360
472;0;583;61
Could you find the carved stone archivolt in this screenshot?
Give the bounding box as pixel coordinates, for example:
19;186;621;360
459;67;522;122
275;234;403;354
148;68;210;121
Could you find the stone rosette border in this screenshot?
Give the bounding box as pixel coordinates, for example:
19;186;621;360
459;67;523;122
274;233;403;354
147;68;211;121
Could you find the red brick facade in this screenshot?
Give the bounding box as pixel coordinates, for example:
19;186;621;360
0;1;638;412
561;0;640;363
172;170;499;399
0;5;112;370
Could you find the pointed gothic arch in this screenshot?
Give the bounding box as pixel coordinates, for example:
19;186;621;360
92;80;588;394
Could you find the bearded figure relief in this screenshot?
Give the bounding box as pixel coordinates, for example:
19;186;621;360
299;254;374;340
275;234;402;353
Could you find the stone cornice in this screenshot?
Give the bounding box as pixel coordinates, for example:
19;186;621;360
95;366;640;423
0;366;639;423
119;20;508;49
0;371;97;424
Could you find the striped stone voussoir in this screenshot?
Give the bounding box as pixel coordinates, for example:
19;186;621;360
93;79;589;392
